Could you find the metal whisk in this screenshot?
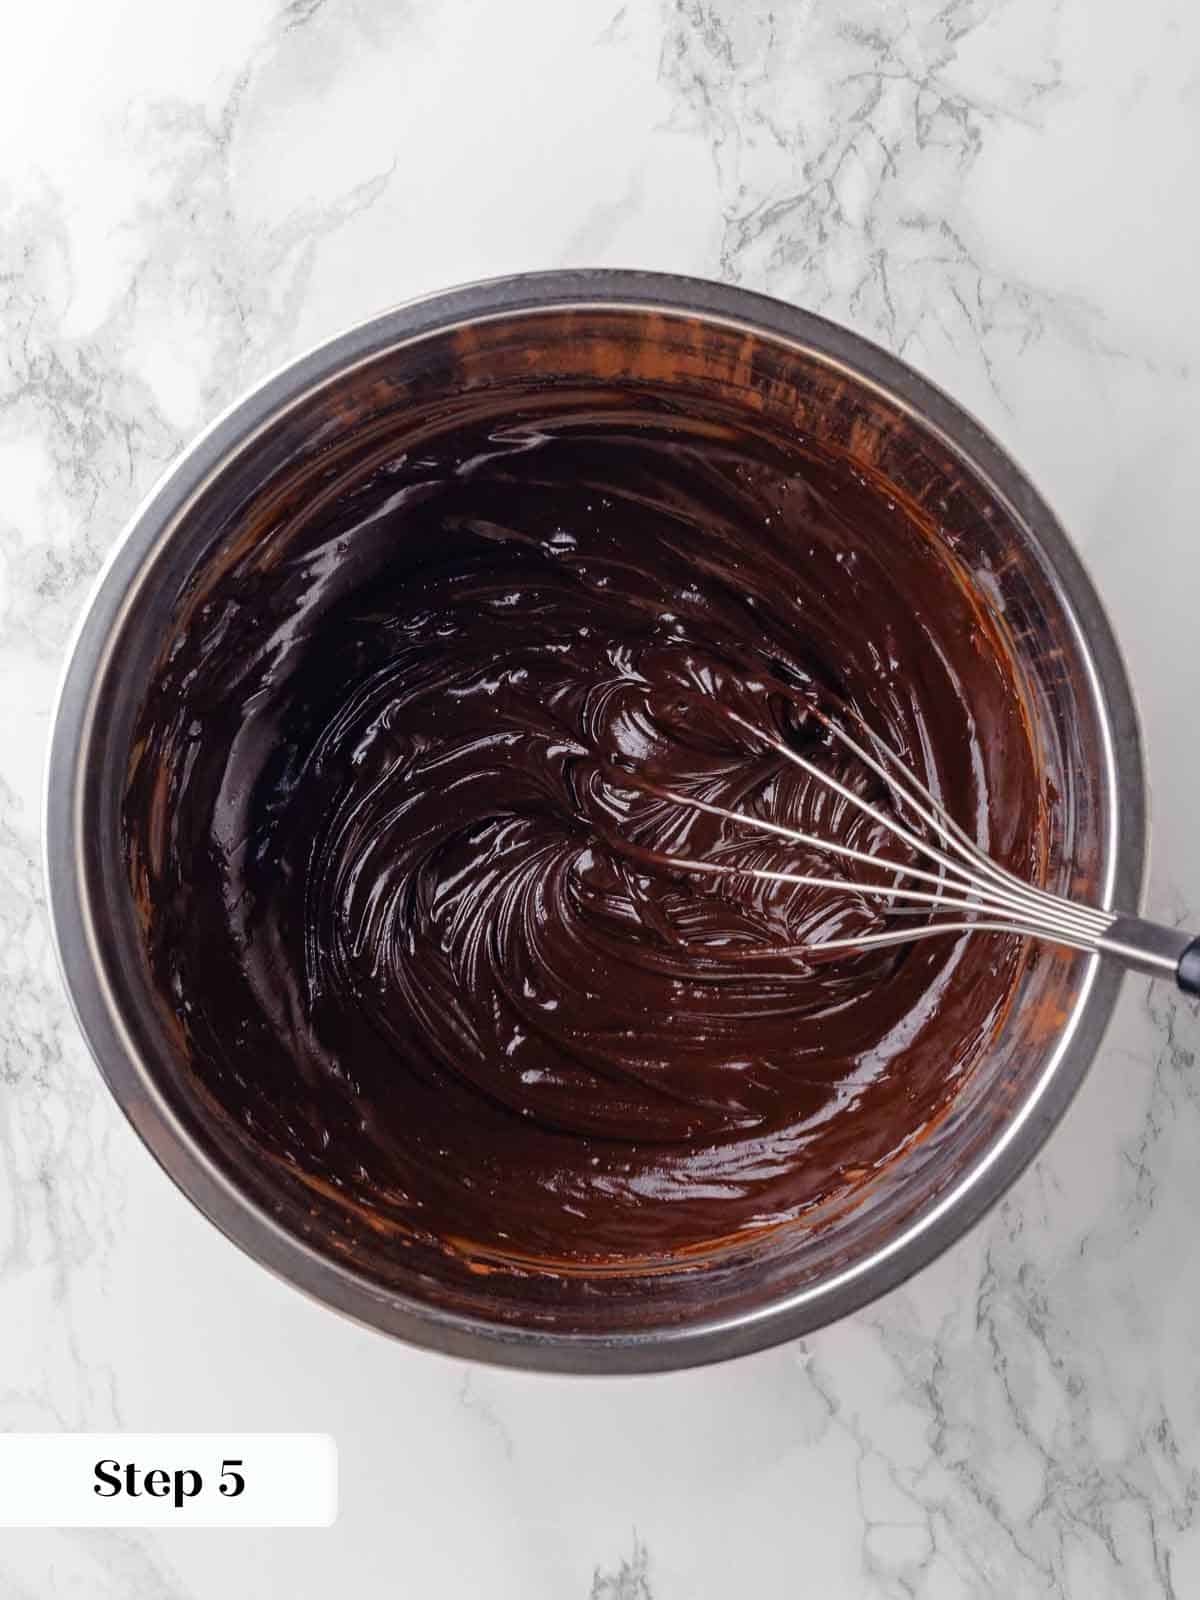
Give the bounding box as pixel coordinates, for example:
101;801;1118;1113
645;707;1200;997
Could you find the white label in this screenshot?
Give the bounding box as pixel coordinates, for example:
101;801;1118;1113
0;1434;338;1527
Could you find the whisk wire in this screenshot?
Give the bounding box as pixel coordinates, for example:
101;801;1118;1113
654;856;1107;943
626;701;1123;960
815;710;1095;921
640;785;1106;940
715;710;1110;940
610;694;1199;990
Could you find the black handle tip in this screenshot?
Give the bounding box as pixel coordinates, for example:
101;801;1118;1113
1177;937;1200;997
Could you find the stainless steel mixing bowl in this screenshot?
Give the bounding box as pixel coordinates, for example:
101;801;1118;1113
44;270;1144;1372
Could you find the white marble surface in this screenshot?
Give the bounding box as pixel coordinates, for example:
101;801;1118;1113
3;0;1200;1593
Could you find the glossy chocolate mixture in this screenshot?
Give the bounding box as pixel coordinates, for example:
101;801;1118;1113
125;386;1043;1270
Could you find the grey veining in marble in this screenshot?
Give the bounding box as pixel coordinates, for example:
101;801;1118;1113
2;0;1199;1594
592;1536;654;1600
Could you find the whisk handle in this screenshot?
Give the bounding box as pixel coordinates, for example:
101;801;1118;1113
1098;915;1200;992
1177;937;1200;997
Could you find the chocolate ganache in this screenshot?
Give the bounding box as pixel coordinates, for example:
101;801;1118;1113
124;383;1044;1271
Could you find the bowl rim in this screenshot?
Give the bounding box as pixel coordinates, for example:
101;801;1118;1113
43;269;1144;1373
